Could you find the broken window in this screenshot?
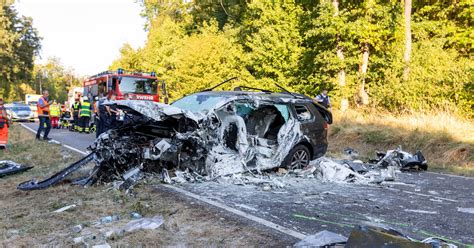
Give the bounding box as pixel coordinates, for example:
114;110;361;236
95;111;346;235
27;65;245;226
172;94;225;113
294;105;313;121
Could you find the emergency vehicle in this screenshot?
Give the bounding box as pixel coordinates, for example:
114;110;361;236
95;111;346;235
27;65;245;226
83;69;167;102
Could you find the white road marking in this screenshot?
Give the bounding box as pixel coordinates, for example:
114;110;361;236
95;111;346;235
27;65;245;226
19;123;306;240
159;184;307;240
426;171;473;180
387;188;459;202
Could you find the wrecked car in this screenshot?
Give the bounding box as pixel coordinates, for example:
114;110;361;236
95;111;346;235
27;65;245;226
18;88;332;190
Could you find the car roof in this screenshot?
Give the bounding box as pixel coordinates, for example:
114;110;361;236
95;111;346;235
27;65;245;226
191;91;313;103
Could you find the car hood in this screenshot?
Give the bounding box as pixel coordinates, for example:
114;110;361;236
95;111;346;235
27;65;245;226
108;100;206;122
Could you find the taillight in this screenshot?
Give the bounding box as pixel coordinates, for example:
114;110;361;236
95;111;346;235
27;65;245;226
323;122;329;129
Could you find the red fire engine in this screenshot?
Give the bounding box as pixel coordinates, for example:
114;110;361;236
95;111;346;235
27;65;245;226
83;69;167;102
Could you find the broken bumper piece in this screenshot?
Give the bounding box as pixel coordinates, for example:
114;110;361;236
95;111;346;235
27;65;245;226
375;148;428;171
17;153;94;190
0;160;33;177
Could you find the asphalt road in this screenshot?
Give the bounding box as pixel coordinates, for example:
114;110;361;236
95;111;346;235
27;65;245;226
22;122;95;152
20;122;474;246
179;173;474;246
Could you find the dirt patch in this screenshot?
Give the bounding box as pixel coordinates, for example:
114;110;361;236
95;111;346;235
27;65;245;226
0;124;294;246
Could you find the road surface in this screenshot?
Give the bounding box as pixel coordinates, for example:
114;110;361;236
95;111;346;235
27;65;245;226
22;122;95;152
20;122;474;246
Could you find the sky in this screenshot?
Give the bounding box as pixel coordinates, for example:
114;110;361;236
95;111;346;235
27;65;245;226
15;0;148;76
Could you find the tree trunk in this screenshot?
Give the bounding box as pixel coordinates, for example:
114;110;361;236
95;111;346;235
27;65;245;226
403;0;412;81
332;0;348;111
358;42;369;106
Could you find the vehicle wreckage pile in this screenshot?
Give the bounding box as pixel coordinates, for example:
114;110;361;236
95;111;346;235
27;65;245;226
17;100;427;191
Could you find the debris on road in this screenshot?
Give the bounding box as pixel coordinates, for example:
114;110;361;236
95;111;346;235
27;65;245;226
343;147;359;158
345;225;456;248
404;209;438;214
0;160;33;177
113;215;164;236
98;215;120;225
52;204;77;213
71;224;83;233
130;212;142;219
15;99;427;192
92;243;111;248
456;207;474;214
295;225;458;248
294;230;347;247
373;147;428;171
16;95;332;190
47;139;61;145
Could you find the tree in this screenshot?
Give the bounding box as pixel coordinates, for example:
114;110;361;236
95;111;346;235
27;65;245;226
240;0;303;89
111;0;473;117
0;1;41;101
332;0;348;111
34;57;82;103
403;0;412;80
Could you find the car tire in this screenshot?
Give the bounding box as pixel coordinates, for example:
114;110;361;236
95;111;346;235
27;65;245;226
283;144;311;170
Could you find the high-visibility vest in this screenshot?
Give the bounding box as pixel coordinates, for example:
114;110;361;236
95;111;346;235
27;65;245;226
37;96;50;116
73;102;80;115
80;101;91;117
50;104;60;117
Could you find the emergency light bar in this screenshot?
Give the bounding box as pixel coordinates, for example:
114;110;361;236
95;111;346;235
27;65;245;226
89;69;157;79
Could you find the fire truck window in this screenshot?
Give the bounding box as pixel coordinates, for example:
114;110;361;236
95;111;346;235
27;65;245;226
119;77;157;94
91;85;98;96
98;81;107;95
111;78;117;91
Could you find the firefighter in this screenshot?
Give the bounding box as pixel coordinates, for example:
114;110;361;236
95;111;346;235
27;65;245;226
49;100;61;129
0;98;10;149
103;91;119;133
78;96;92;133
71;98;80;131
36;90;52;140
93;96;99;133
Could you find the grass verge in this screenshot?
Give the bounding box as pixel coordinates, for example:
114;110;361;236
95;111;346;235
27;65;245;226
327;110;474;176
0;124;292;246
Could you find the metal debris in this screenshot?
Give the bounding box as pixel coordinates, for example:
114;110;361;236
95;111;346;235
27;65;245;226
71;224;83;233
52;204;77;213
0;160;33;177
375;147;428;171
295;230;347;247
297;225;458;248
456;207;474;214
17;95;331;190
114;215;164;235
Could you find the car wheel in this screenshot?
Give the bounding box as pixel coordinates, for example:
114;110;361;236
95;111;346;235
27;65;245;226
284;144;311;170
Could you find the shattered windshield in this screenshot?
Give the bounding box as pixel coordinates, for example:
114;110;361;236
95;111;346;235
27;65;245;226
171;94;225;113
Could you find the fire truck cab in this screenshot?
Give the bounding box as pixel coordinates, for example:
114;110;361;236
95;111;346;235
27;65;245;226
83;69;167;102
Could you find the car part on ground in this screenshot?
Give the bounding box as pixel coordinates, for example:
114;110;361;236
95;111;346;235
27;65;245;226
17;153;94;190
372;147;428;171
0;160;33;177
295;225;457;248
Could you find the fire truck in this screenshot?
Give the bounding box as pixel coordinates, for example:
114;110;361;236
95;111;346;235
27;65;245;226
83;69;167;102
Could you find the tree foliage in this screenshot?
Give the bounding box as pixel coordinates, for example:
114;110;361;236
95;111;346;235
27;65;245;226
0;0;41;101
111;0;473;117
33;57;83;103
